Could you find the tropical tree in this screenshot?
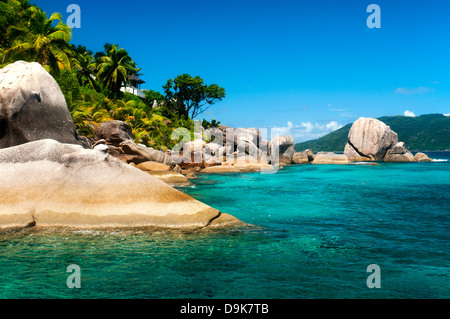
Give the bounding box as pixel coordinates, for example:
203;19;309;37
3;6;72;76
70;45;99;90
163;74;226;119
0;0;31;49
96;44;139;98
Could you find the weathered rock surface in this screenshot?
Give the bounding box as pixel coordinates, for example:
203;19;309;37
119;140;173;166
145;171;191;186
344;117;398;162
304;149;315;162
292;151;311;164
0;139;242;229
136;161;171;172
269;135;295;164
0;61;87;149
93;120;133;146
172;139;222;170
414;152;433;162
384;142;415;162
219;126;262;148
312;152;349;165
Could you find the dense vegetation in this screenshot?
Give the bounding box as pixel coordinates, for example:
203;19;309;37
295;114;450;152
0;0;225;150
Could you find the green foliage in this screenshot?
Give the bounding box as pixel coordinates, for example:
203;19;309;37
143;89;165;107
378;114;450;151
54;69;81;112
0;0;226;152
0;0;31;49
294;114;450;152
95;44;139;99
163;74;226;119
3;5;73;76
69;44;99;90
202;118;221;129
294;123;352;153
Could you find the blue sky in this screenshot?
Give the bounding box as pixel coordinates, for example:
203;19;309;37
33;0;450;142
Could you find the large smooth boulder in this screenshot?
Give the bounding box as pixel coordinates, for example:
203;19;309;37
344;117;398;161
204;142;222;157
293;151;309;164
414;152;433;162
182;139;206;159
93;120;133;146
312;152;349;165
269;135;295;164
384;142;415;162
219;126;262;148
0;61;87;149
0;139;242;229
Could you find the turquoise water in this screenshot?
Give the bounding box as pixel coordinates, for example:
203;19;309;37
0;152;449;299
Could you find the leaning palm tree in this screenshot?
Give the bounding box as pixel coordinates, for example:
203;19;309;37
3;6;72;76
96;44;139;98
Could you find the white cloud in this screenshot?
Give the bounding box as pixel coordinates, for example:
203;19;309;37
404;110;416;117
270;121;344;143
444;113;450;117
395;87;434;95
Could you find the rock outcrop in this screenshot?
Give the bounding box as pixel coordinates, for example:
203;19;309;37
0;139;242;229
384;142;415;162
312;152;349;165
292;149;315;164
119;140;173;166
0;61;88;149
414;152;433;162
219;126;262;148
269;135;295;164
292;151;308;164
344;117;398;161
93;120;133;146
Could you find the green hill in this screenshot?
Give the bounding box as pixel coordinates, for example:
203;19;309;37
294;114;450;152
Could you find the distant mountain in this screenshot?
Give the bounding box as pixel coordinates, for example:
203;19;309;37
294;114;450;152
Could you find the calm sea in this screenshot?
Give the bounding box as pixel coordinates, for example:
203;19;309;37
0;152;449;299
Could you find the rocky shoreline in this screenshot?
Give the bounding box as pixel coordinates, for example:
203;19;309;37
0;61;433;230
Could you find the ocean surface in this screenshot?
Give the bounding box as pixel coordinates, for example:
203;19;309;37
0;152;449;299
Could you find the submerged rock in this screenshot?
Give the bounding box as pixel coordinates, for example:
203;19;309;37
0;139;242;229
0;61;88;149
200;165;240;174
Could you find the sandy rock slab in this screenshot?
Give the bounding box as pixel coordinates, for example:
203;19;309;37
312;152;349;165
0;139;243;230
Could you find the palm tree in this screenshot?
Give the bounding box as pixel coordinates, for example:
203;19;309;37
70;45;99;90
3;6;72;76
96;44;139;98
